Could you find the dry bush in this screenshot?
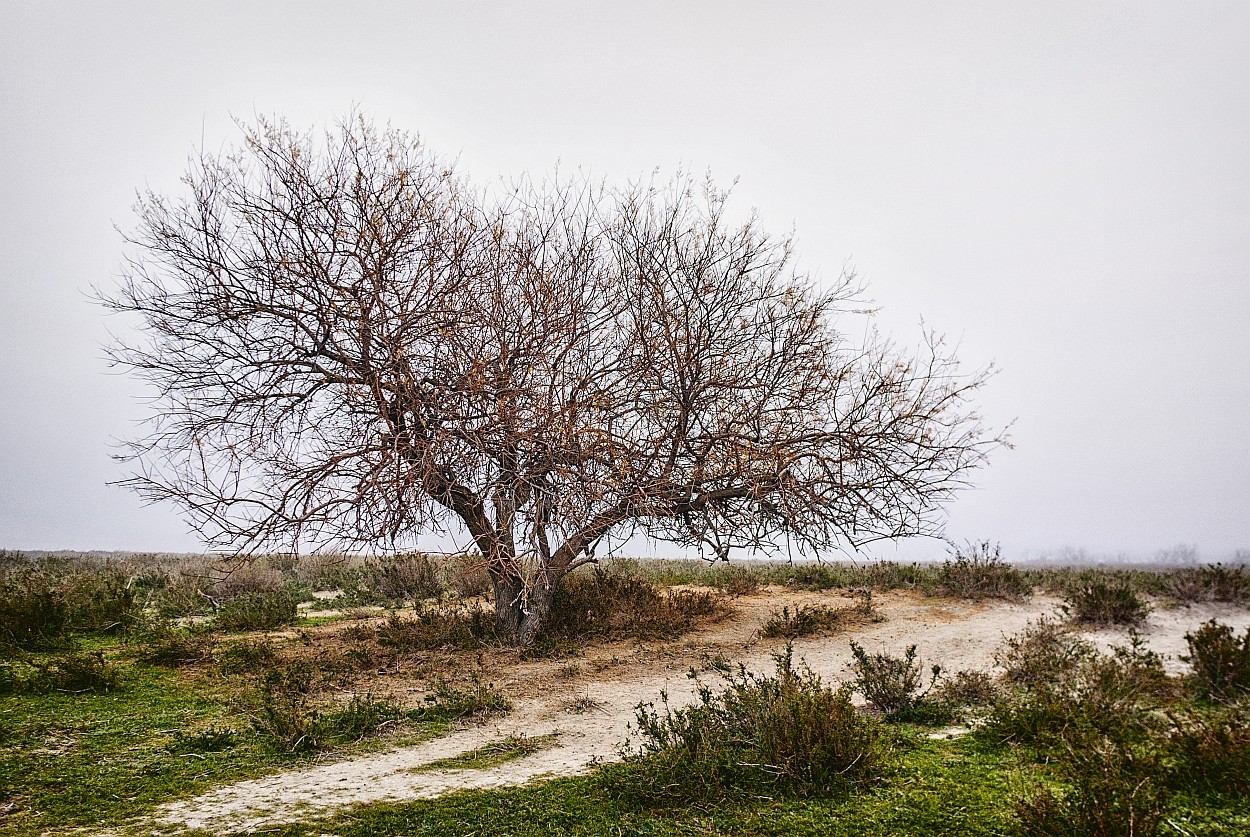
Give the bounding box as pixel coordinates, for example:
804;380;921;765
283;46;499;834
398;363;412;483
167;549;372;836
1165;563;1247;605
446;553;491;599
1181;619;1250;699
935;540;1030;601
1063;575;1150;627
543;566;727;643
376;604;495;652
610;647;880;803
1015;735;1170;837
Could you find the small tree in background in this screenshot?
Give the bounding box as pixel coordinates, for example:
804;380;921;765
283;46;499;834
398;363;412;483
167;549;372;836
102;115;1002;645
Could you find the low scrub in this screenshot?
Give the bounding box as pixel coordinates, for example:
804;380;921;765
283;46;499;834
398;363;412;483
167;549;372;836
1181;619;1250;698
410;675;512;722
544;566;727;643
1015;734;1170;837
135;627;216;668
934;540;1030;601
0;567;71;650
1063;576;1150;626
608;647;880;803
849;641;943;721
1165;563;1248;604
213;590;299;631
0;651;119;694
217;637;280;674
1167;700;1250;796
760;594;876;641
377;604;495;651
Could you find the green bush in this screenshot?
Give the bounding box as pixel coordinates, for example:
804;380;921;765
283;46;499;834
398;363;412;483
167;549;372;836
410;675;512;722
0;567;71;650
849;641;941;719
217;637;280;674
251;659;321;751
543;567;726;642
705;564;763;597
1165;563;1247;604
1181;619;1250;699
318;694;407;745
377;604;495;651
1064;578;1149;626
171;725;237;754
987;627;1168;750
135;625;216;667
607;647;880;803
997;617;1095;686
760;592;878;640
761;604;843;639
64;568;144;634
1015;735;1170;837
934;540;1030;601
37;651;119;693
214;590;299;631
1167;700;1250;796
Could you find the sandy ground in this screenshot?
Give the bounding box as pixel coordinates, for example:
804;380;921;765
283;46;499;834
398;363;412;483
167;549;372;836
105;589;1250;836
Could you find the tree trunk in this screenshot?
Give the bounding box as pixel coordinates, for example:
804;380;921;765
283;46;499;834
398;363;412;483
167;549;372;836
488;560;563;647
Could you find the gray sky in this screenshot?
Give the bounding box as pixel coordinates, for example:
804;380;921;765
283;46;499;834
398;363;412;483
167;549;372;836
1;1;1247;560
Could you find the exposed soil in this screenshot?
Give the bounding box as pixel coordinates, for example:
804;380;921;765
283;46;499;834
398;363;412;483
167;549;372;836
105;589;1250;835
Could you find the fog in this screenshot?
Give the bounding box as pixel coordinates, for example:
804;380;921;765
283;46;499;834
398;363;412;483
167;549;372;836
2;2;1247;562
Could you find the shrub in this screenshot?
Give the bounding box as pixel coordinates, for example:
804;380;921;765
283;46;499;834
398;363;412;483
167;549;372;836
410;675;512;722
1015;735;1170;837
377;605;495;651
137;628;216;667
707;565;762;597
761;604;845;639
217;637;280;674
1064;578;1149;626
849;641;940;719
1165;563;1247;604
0;568;70;650
987;625;1169;749
362;552;442;604
63;568;145;634
447;554;491;599
934;540;1030;601
1167;700;1250;796
784;562;848;591
608;647;880;803
997;617;1096;686
544;567;727;643
760;592;877;640
1181;619;1250;699
930;668;1000;712
171;725;237;754
36;651;119;693
251;660;321;751
153;575;216;618
214;590;299;631
317;694;407;744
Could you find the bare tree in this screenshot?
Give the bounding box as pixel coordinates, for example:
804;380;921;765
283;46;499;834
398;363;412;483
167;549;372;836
102;116;1002;645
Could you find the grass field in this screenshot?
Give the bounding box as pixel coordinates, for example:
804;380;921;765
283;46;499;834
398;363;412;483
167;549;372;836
1;549;1248;836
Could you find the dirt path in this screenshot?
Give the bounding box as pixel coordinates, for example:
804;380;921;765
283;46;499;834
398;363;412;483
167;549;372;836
111;591;1250;835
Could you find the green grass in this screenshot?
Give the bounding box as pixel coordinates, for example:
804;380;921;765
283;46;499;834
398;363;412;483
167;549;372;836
201;728;1250;837
0;643;445;836
0;656;287;835
218;733;1021;837
420;733;561;771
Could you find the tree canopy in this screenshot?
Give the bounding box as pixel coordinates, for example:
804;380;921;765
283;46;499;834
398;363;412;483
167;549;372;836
104;116;1002;644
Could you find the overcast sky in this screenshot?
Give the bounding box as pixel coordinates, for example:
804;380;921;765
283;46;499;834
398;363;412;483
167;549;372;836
1;1;1246;561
